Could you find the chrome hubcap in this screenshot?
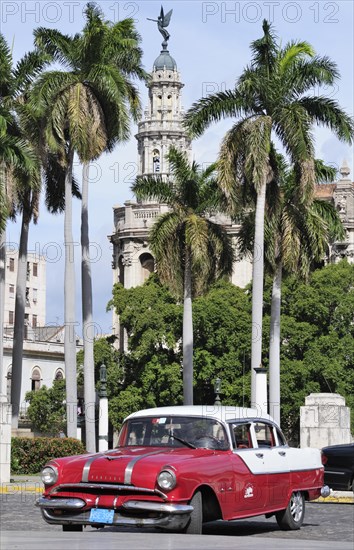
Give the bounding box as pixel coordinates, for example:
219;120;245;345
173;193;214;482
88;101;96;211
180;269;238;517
290;492;303;522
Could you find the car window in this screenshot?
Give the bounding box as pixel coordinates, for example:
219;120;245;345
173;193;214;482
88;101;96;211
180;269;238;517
253;422;275;447
118;416;229;450
231;422;253;449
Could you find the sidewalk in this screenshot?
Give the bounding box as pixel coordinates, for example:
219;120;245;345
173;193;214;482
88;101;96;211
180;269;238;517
1;475;353;502
0;475;43;494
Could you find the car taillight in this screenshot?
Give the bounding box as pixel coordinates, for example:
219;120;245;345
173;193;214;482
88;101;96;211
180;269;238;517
321;452;328;465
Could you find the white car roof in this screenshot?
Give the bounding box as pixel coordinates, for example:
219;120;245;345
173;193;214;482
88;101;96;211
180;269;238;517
126;405;276;426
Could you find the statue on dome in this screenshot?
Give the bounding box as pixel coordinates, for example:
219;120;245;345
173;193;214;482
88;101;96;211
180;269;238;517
147;6;173;49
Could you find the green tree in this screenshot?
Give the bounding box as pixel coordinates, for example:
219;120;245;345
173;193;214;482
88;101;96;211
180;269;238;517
108;275;183;427
184;19;353;407
25;379;66;435
132;147;234;405
108;276;253;428
33;3;147;446
108;264;353;442
192;280;252;405
264;260;354;441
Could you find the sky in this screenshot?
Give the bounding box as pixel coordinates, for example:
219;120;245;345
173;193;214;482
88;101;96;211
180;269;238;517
2;0;353;336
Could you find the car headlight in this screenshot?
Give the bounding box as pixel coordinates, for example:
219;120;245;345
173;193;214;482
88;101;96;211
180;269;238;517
157;469;176;491
41;465;58;486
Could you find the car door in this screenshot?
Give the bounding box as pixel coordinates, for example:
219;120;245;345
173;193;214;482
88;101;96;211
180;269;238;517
251;421;290;510
230;421;268;514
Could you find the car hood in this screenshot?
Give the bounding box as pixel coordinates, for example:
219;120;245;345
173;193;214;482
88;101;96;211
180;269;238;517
51;446;215;488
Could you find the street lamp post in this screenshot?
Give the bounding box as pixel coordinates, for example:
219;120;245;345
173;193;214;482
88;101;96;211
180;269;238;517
214;377;221;405
98;364;109;451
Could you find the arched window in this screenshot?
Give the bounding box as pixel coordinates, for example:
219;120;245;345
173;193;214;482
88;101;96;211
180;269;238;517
118;256;125;286
152;149;160;173
54;369;64;381
31;367;41;391
140;253;155;283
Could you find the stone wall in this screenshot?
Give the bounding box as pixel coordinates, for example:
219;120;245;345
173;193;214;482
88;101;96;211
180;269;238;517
300;393;352;449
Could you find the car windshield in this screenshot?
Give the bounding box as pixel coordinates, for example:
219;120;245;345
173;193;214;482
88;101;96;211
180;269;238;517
118;416;229;450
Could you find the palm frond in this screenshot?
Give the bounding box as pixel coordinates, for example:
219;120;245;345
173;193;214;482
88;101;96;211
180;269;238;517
312;199;345;241
43;153;80;213
287;56;339;96
12;50;50;95
298;96;354;144
278;40;314;74
314;159;337;183
0;33;13;97
132;175;176;205
34;27;77;69
184;89;246;137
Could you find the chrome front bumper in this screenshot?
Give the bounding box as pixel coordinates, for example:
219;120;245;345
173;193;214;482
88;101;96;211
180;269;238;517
36;496;193;530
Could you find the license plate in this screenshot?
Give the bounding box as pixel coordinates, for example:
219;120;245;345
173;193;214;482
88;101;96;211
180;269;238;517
89;508;115;524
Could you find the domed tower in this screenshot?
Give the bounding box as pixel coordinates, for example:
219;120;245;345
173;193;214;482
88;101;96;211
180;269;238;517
136;45;191;177
109;10;191;347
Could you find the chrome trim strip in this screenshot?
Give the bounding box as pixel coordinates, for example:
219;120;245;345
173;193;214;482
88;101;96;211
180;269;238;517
82;454;105;483
122;501;193;514
124;450;163;484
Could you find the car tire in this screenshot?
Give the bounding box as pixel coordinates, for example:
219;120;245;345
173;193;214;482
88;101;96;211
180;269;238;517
183;491;203;535
276;491;305;530
62;524;83;531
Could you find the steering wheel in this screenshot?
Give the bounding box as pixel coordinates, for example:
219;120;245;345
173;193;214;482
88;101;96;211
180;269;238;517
194;435;221;449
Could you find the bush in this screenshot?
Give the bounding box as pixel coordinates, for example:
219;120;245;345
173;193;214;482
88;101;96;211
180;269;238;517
11;437;86;474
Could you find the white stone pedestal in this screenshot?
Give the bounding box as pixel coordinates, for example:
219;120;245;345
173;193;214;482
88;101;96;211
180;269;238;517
0;395;12;483
300;393;352;449
254;367;268;418
98;397;109;451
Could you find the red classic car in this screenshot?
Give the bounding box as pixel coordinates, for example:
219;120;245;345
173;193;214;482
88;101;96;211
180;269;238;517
36;405;329;534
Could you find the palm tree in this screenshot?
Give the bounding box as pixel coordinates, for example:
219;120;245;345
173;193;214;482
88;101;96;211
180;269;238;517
33;3;147;446
0;112;37;400
0;33;47;411
184;19;353;407
132;147;234;405
8;122;78;430
238;159;345;425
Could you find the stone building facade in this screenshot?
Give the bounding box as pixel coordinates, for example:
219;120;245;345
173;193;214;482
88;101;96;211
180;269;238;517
4;250;46;332
315;160;354;264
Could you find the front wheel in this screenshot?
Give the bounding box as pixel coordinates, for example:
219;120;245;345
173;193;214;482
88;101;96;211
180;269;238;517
276;491;305;530
182;491;203;535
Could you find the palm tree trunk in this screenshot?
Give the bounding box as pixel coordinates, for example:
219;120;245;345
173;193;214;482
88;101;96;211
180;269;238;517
10;210;30;428
183;247;193;405
64;147;78;438
81;162;96;452
251;180;267;409
269;261;282;426
0;228;6;397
